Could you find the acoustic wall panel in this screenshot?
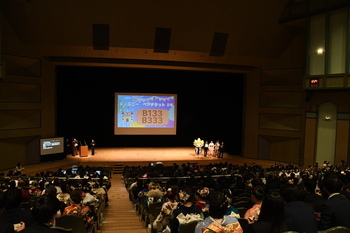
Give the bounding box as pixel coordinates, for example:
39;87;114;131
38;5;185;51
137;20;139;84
260;91;303;108
261;69;303;86
3;54;41;77
0;110;41;130
0;82;40;103
259;114;302;131
258;135;300;164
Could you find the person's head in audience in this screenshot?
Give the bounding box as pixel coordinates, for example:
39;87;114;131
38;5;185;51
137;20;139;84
251;185;265;204
17;179;25;189
8;180;16;188
43;186;57;197
280;182;305;202
256;191;290;232
195;187;209;206
0;189;6;215
207;190;229;219
70;189;85;204
60;182;69;194
165;185;179;201
31;195;60;226
322;172;344;197
177;187;196;205
303;178;317;195
5;187;22;210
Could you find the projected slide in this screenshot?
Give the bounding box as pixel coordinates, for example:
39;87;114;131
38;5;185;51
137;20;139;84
114;93;177;135
40;137;64;155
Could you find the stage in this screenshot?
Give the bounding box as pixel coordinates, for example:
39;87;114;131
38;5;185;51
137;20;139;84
67;147;223;163
1;147;280;176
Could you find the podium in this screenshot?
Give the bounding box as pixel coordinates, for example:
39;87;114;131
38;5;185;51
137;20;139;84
79;145;88;157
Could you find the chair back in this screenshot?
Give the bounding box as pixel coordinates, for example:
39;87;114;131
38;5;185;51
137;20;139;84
237;218;249;232
179;221;199;233
148;202;163;221
55;215;87;233
319;226;350;233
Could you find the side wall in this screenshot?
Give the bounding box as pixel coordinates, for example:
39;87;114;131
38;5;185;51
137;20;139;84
0;18;56;170
305;92;350;166
243;27;308;166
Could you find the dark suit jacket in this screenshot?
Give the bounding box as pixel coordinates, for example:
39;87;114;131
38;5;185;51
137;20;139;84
318;194;350;230
0;217;15;233
22;222;73;233
284;201;318;233
304;193;326;213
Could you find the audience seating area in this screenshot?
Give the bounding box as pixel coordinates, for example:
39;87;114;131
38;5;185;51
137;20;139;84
125;161;350;233
2;160;350;232
0;165;111;233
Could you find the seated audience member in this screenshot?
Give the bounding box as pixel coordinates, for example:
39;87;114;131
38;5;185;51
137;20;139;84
17;179;31;209
29;180;42;196
22;195;72;233
280;182;318;233
317;172;350;230
52;178;62;194
221;188;240;218
194;187;210;217
167;188;203;233
83;186;98;205
62;189;95;228
244;185;265;224
43;186;66;215
0;189;22;233
195;190;243;233
138;182;152;199
2;187;34;229
245;191;295;233
153;186;180;232
15;162;24;176
303;178;326;213
145;184;164;207
56;183;71;206
129;179;143;203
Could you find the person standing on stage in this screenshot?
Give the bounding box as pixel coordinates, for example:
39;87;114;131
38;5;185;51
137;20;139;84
193;138;204;157
90;140;96;155
214;140;220;157
71;138;79;156
218;142;224;158
203;141;209;157
208;141;215;156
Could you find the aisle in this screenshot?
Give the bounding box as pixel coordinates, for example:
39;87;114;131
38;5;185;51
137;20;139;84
101;174;146;233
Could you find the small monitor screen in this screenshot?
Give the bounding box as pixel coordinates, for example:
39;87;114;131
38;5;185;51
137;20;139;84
40;137;64;155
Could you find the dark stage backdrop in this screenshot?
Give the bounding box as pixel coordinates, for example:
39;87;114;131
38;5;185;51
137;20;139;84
56;66;244;155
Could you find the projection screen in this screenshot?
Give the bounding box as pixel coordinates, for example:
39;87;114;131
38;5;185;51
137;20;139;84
114;93;177;135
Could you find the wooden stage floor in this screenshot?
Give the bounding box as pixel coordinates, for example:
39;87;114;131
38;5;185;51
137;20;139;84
3;147;281;176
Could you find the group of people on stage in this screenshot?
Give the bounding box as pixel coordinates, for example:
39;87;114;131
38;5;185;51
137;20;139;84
193;138;224;158
65;138;96;156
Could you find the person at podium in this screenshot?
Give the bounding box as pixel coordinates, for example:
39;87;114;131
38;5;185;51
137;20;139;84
90;140;96;155
71;138;79;156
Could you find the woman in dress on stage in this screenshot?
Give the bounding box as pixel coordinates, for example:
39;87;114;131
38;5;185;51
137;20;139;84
208;141;215;156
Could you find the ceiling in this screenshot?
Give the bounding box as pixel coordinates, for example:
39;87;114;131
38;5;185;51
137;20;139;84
1;0;306;72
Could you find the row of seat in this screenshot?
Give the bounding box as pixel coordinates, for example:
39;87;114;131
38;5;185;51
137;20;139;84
55;215;96;233
53;191;107;233
284;226;350;233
